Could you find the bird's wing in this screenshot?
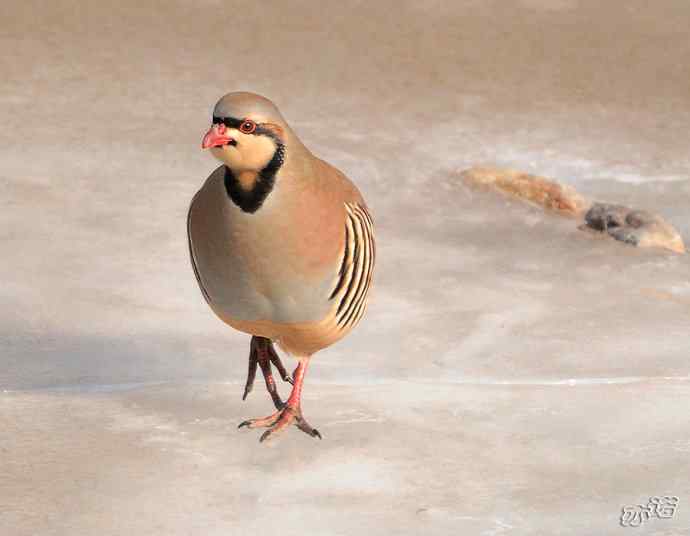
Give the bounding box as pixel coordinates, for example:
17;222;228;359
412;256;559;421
187;187;212;305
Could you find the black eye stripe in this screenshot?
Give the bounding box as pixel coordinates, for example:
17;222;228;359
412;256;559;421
212;116;244;129
212;116;257;134
212;116;281;143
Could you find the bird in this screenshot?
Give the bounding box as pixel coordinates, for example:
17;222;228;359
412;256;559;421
187;92;375;442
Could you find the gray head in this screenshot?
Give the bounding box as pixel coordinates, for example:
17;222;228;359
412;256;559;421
213;92;286;125
201;92;295;174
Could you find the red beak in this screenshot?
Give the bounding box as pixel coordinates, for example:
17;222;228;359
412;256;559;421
201;123;235;149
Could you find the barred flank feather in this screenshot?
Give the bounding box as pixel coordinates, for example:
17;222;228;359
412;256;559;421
329;203;376;331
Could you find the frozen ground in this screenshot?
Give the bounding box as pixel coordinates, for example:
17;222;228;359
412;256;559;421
2;1;689;534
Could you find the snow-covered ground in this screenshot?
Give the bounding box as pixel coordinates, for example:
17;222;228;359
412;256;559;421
2;1;689;534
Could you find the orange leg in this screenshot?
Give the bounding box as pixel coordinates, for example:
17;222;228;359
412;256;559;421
242;336;293;410
238;359;321;442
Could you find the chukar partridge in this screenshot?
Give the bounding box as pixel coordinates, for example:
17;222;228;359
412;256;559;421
188;92;375;442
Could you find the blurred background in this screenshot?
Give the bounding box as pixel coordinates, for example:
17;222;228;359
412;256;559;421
2;1;689;534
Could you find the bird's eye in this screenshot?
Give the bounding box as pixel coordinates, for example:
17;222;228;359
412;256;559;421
239;120;256;134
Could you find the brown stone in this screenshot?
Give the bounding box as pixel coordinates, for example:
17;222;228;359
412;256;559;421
460;166;590;217
582;203;685;254
461;166;685;255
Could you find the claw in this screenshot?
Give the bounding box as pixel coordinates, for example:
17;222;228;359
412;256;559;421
238;359;318;443
296;416;322;439
241;406;320;442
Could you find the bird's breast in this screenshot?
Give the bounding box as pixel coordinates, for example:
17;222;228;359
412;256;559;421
188;168;344;325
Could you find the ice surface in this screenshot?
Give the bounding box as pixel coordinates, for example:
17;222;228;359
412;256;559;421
2;1;689;534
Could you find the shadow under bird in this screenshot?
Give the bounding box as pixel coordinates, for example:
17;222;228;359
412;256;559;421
187;92;376;442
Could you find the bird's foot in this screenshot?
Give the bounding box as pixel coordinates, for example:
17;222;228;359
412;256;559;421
242;336;293;410
238;403;322;443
